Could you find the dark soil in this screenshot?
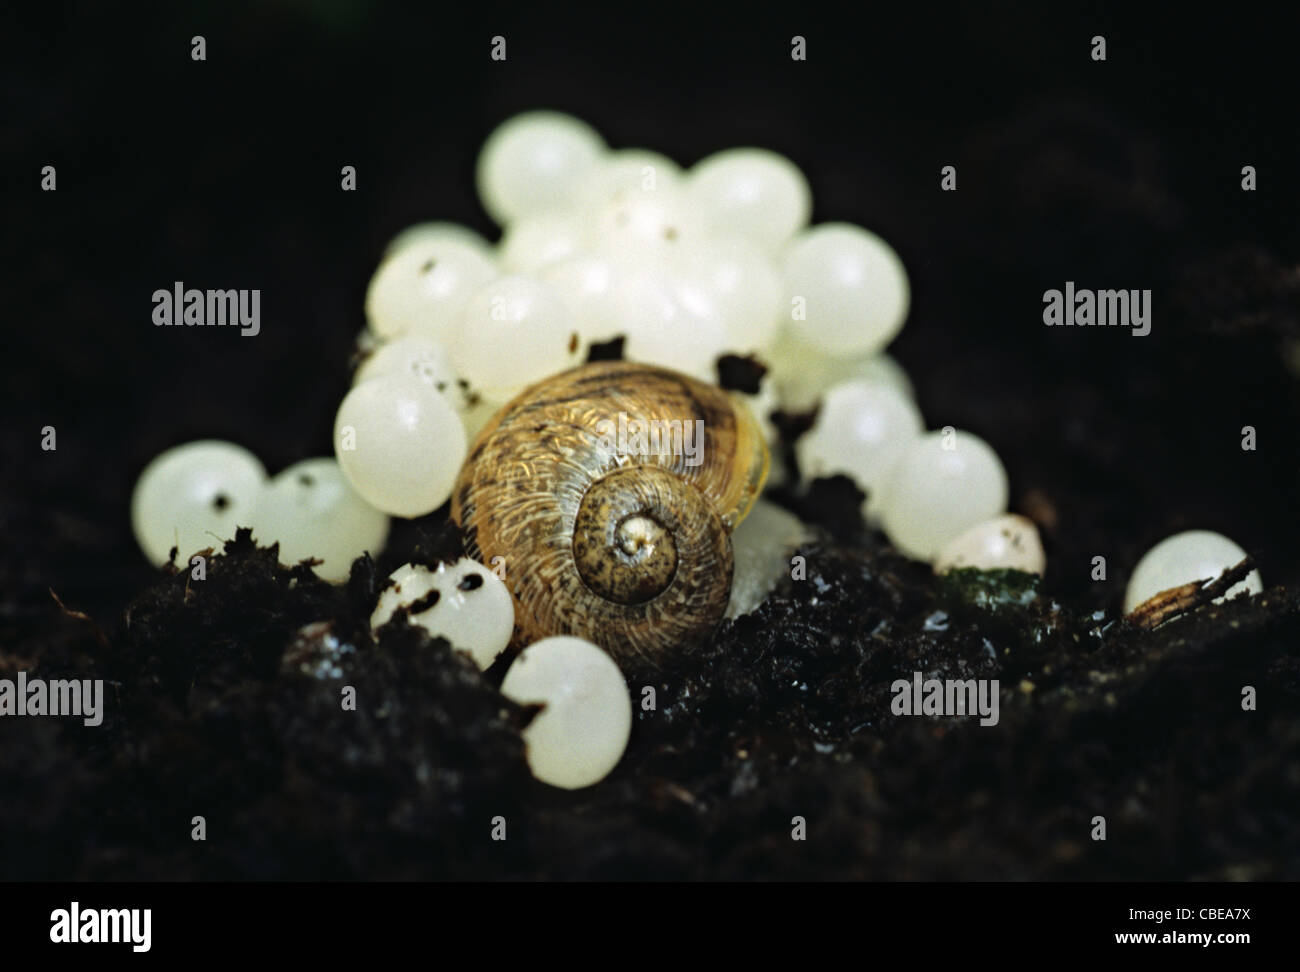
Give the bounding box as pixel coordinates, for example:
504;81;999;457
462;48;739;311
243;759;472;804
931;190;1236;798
2;5;1298;879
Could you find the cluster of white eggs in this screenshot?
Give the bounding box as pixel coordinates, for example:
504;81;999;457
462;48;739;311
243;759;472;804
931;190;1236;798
130;441;388;583
129;110;1266;789
372;559;629;789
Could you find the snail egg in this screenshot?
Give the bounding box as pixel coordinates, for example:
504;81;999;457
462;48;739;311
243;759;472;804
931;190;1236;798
934;514;1045;576
334;375;468;518
538;251;626;346
381;221;492;262
670;235;784;355
371;560;513;670
1124;530;1262;615
365;241;498;343
352;335;461;401
727;499;812;619
571;148;683;211
451;275;583;397
796;379;924;520
476;111;605;225
249;458;389;583
131;440;267;567
500;636;632;790
879;429;1009;562
618;269;730;383
767;330;914;413
782;222;910;356
685;148;812;254
583;184;704;265
498;210;585;274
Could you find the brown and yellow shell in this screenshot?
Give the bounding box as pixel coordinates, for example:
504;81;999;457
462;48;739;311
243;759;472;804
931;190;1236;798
451;361;769;668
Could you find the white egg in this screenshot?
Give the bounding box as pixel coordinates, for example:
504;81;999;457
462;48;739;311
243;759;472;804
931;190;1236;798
879;429;1009;562
1124;530;1262;614
500;636;632;789
381;221;493;262
766;330;914;413
617;269;729;383
371;560;514;670
539;251;627;346
352;335;461;400
450;275;583;397
686;147;812;253
249;458;389;583
726;499;811;619
934;514;1045;576
476;111;605;225
583;183;705;267
670;235;783;355
334;375;468;518
364;241;498;342
131;440;267;567
572;148;682;210
498;210;586;274
796;379;924;520
459;395;501;443
783;223;910;356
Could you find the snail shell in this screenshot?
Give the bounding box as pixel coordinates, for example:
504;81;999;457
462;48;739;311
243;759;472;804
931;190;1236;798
451;361;769;668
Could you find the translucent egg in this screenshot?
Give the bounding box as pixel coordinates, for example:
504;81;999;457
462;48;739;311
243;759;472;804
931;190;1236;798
381;221;492;262
476;111;605;225
618;270;729;383
686;148;812;253
726;499;811;619
572;148;682;210
583;183;704;267
670;235;783;354
334;375;468;518
934;514;1045;576
249;458;389;583
499;636;632;789
539;251;626;346
459;396;501;443
498;210;585;274
739;371;780;447
371;560;514;670
783;223;910;356
1123;530;1262;614
131;440;267;567
450;275;583;397
766;330;914;413
879;429;1009;562
364;241;498;343
796;380;924;520
352;335;461;401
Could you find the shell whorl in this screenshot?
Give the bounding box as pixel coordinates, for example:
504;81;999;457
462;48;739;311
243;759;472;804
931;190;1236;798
451;361;768;667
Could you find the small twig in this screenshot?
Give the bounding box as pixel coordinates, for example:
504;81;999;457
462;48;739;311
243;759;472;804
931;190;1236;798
1125;557;1256;629
48;588;111;650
